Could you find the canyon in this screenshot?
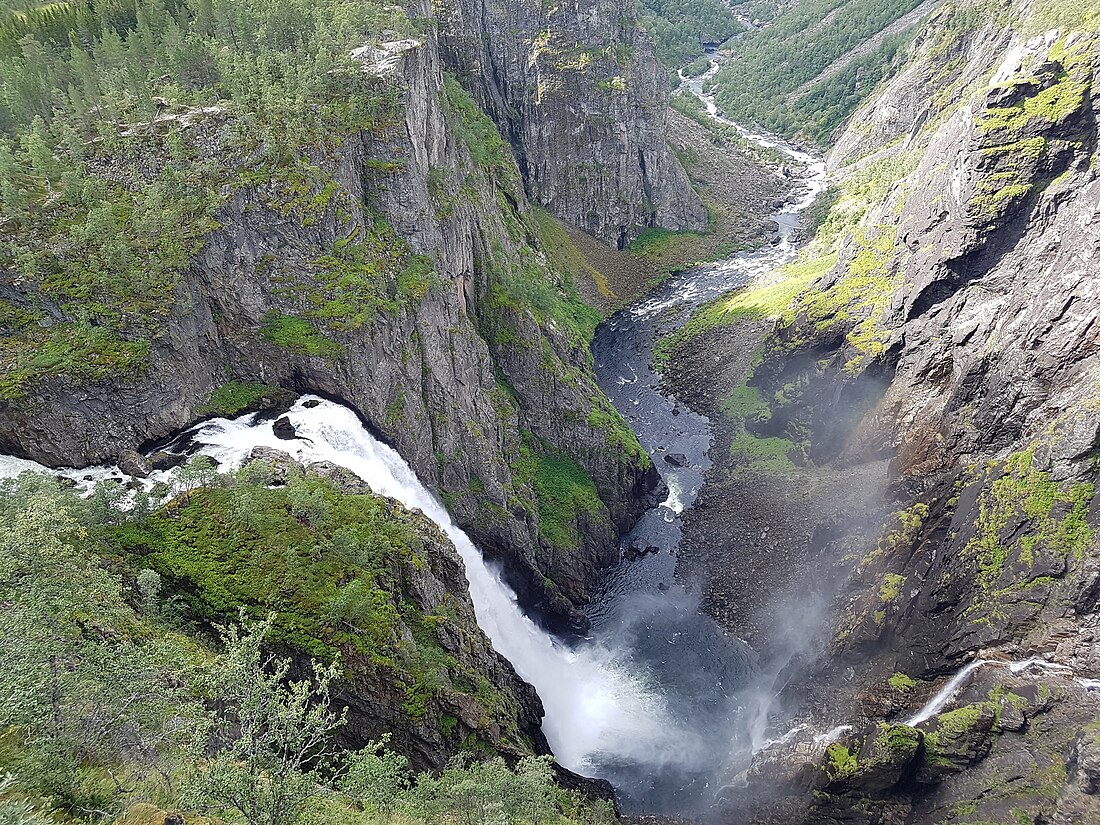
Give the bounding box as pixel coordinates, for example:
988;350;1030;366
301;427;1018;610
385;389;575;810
1;0;1099;824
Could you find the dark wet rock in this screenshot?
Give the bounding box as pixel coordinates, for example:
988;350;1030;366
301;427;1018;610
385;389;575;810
117;449;152;479
272;416;297;441
149;451;186;472
302;399;321;409
1077;726;1100;794
664;453;689;467
624;541;660;560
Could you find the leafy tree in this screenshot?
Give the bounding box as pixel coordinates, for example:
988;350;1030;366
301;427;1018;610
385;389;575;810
0;474;202;814
183;615;347;825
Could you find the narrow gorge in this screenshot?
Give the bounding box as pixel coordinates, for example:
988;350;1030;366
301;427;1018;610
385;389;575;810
1;1;1099;825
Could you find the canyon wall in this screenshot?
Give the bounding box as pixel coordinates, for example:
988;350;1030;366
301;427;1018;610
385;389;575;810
0;6;695;631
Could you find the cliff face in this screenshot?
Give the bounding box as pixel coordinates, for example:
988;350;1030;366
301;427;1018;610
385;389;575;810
691;1;1100;821
437;0;707;247
0;6;680;630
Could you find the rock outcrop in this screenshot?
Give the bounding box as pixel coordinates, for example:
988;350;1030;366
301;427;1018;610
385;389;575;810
129;451;548;772
437;0;707;247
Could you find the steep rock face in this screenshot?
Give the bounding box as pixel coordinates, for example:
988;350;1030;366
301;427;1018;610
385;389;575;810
0;20;658;630
437;0;707;247
705;2;1100;821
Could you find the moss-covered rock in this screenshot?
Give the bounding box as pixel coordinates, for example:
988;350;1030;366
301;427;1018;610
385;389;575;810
108;465;547;771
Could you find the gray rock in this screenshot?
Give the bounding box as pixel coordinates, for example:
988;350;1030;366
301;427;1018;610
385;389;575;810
117;450;152;479
436;0;706;247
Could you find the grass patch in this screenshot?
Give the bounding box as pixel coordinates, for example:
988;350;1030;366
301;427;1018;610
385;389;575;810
199;382;284;417
0;322;150;400
654;252;838;370
533;453;606;551
260;312;345;359
443;74;515;181
728;431;798;474
533;207;614;302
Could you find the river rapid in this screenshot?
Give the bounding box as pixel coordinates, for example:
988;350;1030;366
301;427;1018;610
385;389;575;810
0;63;829;819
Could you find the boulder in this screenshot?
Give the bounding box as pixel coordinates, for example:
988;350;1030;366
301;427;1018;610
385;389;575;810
915;702;998;783
117;450;152;479
272;416;297;440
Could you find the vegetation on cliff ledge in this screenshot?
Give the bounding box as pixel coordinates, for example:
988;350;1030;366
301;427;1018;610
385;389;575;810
0;0;409;399
0;468;614;825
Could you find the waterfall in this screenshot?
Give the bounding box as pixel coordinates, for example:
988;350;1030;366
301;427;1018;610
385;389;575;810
905;657;1075;726
1;396;698;777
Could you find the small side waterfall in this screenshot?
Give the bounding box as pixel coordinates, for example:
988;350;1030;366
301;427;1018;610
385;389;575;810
905;657;1076;726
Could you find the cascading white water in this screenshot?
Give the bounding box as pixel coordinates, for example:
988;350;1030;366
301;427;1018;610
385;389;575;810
905;657;1077;726
0;396;702;776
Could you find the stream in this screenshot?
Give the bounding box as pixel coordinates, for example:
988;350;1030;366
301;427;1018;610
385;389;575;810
578;65;828;810
0;62;829;818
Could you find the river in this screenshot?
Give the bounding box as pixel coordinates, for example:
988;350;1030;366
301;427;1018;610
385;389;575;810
0;62;828;819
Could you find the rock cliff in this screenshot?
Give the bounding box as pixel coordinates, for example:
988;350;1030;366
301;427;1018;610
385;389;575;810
0;3;688;630
667;0;1100;821
437;0;707;247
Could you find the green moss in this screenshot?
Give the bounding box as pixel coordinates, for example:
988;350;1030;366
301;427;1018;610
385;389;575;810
260;312;344;359
880;723;921;755
533;207;614;302
968;137;1048;219
824;743;859;781
199;382;283;416
482;249;602;351
922;701;997;766
862;502;929;567
979;71;1090;135
791;227;898;372
888;672;917;691
588;398;648;463
107;475;523;739
294;220;439;331
879;573;906;603
967;447;1095;592
629;226;704;258
109;478;423;660
720;379;773;423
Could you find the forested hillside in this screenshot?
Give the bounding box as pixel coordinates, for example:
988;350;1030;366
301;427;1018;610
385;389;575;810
639;0;744;68
0;0;411;397
713;0;930;143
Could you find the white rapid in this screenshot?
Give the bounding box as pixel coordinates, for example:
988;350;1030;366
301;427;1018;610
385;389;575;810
0;396;700;776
